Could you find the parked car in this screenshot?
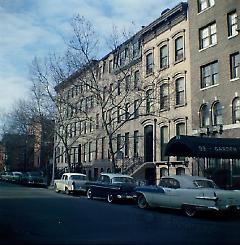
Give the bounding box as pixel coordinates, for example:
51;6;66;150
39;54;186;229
54;173;87;194
135;175;240;217
11;172;23;183
1;172;13;182
22;171;47;187
86;173;136;203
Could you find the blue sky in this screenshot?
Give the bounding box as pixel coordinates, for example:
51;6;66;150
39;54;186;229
0;0;184;115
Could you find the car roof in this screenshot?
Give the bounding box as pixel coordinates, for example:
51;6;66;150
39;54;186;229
100;173;133;179
161;175;210;188
63;173;86;177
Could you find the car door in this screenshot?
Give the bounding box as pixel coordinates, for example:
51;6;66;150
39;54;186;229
158;178;181;208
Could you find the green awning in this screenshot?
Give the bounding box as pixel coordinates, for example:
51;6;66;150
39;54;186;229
165;135;240;159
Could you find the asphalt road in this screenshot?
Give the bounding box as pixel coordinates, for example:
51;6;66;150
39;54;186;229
0;181;240;245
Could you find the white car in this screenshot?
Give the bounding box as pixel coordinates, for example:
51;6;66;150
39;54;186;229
54;173;87;194
135;175;240;217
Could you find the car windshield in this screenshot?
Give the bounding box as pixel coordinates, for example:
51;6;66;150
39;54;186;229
112;177;134;184
70;175;86;180
28;172;42;177
193;180;217;189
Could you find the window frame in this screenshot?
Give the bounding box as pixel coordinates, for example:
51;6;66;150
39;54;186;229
200;60;218;88
199;22;217;50
232;97;240;124
211;101;223;126
175;77;185;106
160;83;168;110
230;52;240;80
160;45;168;69
146;52;153;75
228;10;238;38
175;36;184;62
199;104;210;127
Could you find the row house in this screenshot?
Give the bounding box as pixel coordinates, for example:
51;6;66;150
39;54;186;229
54;2;192;184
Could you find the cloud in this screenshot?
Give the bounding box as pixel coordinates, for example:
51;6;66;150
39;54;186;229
0;0;183;115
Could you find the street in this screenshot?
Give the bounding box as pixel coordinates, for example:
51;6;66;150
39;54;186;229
0;182;240;245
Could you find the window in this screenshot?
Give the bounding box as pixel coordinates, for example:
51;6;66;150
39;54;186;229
125;103;130;120
117;107;122;123
200;104;210;127
109;60;113;73
89;142;93;162
160;126;168;161
212;101;223;126
198;0;215;13
160;45;168;69
228;11;238;37
120;50;125;66
95;139;98;159
134;70;140;90
176;167;185;176
133;41;140;58
230;52;240;79
101;137;105;159
96;114;99;129
117;134;121;151
199;22;217;49
175;37;183;62
117;80;121;95
175;78;185;105
134;130;139;157
124;132;129;157
125;75;130;92
146;89;154;114
176;122;185;136
146;53;153;75
160;84;168;110
201;61;218;88
232;97;240;123
134;100;139;118
83;144;86;162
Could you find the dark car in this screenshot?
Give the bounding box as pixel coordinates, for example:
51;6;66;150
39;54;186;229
21;171;47;187
86;173;136;203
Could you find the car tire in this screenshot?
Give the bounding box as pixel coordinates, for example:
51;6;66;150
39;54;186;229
65;187;70;195
54;184;59;193
87;188;93;199
107;194;114;203
137;194;148;209
183;206;197;217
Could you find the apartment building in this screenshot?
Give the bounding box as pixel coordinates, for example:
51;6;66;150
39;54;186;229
188;0;240;187
54;2;192;184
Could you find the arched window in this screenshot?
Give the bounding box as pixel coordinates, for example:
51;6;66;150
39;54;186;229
200;104;209;127
160;45;168;69
212;101;223;126
175;77;185;105
160;84;168;110
146;53;153;74
160;126;168;161
176;122;185;136
160;167;168;177
176;167;185;175
146;89;154;114
175;36;183;62
233;97;240;123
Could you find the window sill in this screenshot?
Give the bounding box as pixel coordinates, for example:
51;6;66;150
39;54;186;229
230;77;240;82
174;58;184;65
200;83;219;91
175;103;186;109
159;66;169;72
199;43;217;52
145;72;154;78
197;5;215;15
228;33;238;40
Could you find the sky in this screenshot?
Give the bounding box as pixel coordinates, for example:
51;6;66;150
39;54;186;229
0;0;184;116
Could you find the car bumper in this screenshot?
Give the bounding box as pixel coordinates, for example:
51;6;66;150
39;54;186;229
116;194;134;200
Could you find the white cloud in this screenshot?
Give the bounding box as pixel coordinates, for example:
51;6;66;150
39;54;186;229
0;0;183;115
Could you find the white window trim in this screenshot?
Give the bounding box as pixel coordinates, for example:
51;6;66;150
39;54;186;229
199;43;217;52
228;33;239;40
230;77;240;82
200;83;219;91
197;5;214;15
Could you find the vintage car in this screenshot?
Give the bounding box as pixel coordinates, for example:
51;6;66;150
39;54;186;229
21;171;47;187
135;175;240;217
86;173;136;203
54;173;87;194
